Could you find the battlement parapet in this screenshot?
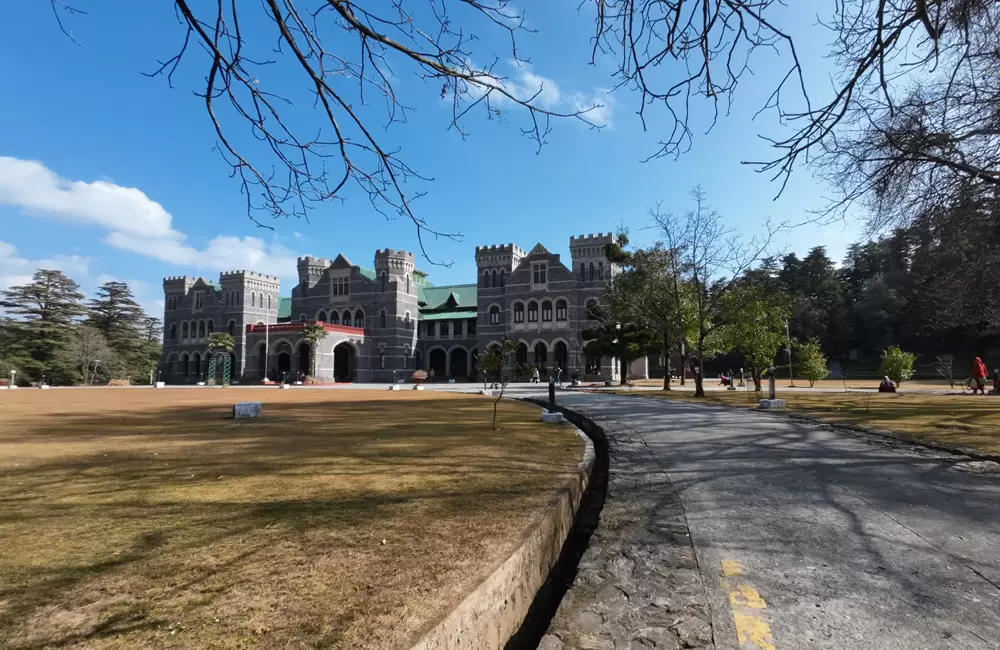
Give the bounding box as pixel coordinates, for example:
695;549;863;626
570;232;615;246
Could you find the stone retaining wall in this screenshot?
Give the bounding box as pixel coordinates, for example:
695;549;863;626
403;425;595;650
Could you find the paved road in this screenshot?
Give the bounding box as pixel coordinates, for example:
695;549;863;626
556;392;1000;650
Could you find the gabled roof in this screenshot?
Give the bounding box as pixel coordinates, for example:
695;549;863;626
330;254;353;269
419;284;477;311
528;242;550;255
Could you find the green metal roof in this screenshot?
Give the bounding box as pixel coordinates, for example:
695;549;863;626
278;297;292;319
420;284;477;310
359;267;376;281
420;310;477;321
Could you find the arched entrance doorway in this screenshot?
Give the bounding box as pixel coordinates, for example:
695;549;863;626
257;343;267;379
554;341;568;373
297;342;311;379
180;353;189;381
275;342;292;381
449;348;468;380
429;348;446;379
333;343;356;382
192;352;202;382
515;342;528;365
228;352;237;381
533;342;547;373
470;348;478;380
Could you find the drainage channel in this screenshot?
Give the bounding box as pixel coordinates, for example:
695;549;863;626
504;399;610;650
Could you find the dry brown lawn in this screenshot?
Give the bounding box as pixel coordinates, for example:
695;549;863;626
617;388;1000;455
0;388;582;650
628;377;958;391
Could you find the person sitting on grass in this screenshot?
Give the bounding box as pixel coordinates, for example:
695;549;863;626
878;376;896;393
971;357;988;395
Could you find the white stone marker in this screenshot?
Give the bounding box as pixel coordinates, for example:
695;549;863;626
389;384;401;391
541;410;566;424
154;382;166;388
233;401;262;418
758;398;787;409
413;384;424;391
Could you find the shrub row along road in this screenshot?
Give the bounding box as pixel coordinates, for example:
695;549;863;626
555;392;1000;649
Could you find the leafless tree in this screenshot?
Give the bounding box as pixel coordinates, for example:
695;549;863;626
69;325;112;385
652;187;778;397
49;0;600;262
48;1;999;240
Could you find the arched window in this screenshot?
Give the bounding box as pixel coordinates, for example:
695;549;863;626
318;310;327;323
182;322;189;339
541;300;553;322
489;305;500;325
228;320;236;336
579;263;585;280
330;311;340;325
381;273;387;292
224;292;229;307
404;312;411;329
513;302;524;323
492;269;497;288
380;310;387;329
527;301;538;322
598;262;604;280
300;314;308;322
251;292;256;307
355;309;365;328
170;323;177;340
267;295;272;310
500;269;506;287
589;263;595;281
556;299;568;321
342;310;352;327
198;321;206;338
406;275;410;294
484;270;491;288
207;320;215;335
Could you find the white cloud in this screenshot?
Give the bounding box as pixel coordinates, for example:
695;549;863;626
0;156;298;279
0;240;90;292
464;63;613;127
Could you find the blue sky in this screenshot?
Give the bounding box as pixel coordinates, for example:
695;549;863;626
0;1;860;315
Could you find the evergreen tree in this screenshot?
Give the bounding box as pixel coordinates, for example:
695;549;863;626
0;269;86;383
87;281;144;343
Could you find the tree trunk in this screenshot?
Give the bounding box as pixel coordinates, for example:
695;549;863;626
678;339;688;386
694;336;706;397
662;329;672;391
619;357;629;385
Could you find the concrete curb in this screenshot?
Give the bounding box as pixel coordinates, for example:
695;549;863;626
403;422;595;650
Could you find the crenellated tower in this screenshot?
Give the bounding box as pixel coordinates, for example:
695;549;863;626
296;256;330;293
570;232;616;284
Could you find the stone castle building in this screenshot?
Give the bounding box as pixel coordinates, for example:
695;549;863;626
160;233;661;383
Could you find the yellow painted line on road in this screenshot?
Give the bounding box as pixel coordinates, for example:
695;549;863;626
722;559;777;650
722;559;745;576
729;584;767;609
733;611;777;650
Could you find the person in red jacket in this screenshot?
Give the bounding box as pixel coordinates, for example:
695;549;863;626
971;357;988;395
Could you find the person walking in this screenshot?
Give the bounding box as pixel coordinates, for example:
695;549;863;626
971;357;988;395
556;366;563;389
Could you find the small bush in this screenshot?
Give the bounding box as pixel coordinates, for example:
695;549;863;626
410;369;428;383
880;346;916;386
796;340;829;387
107;378;131;387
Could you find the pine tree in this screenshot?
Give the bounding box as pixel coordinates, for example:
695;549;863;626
0;269;86;383
87;282;144;343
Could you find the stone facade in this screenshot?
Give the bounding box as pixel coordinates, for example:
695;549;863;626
160;234;661;383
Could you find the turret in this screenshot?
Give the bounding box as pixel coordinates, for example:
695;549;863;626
296;256;330;292
374;249;415;294
570;232;616;282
